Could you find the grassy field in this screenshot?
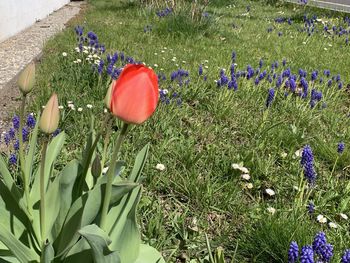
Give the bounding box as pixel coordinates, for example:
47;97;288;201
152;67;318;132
30;0;350;261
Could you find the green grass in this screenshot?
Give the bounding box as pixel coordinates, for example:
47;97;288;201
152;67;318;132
32;0;350;261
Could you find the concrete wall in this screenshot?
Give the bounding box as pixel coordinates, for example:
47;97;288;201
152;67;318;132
0;0;70;42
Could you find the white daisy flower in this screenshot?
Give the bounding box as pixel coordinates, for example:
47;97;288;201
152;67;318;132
267;207;276;215
77;107;83;112
76;59;82;63
155;163;165;171
241;174;250;180
58;105;64;110
245;183;253;189
265;188;276;196
231;163;249;174
154;64;158;68
62;52;67;57
317;214;327;224
86;104;93;109
83;50;89;54
328;222;337;228
340;213;348;220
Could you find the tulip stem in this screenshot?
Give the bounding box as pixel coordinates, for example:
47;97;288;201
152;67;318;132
100;117;113;175
19;94;32;217
100;122;128;231
40;137;48;247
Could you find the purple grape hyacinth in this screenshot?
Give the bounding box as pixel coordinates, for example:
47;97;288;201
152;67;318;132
300;245;314;263
266;88;275;108
338;142;345;154
342;249;350;263
301;145;316;185
288;241;299;263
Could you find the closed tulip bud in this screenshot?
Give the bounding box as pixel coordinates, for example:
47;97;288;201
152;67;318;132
40;93;60;134
18;62;35;95
110;64;159;124
104;80;115;110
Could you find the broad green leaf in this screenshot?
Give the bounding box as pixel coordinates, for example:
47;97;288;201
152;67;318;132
44;175;61;242
0;223;39;262
55;182;137;256
61;238;91;263
0;180;33;248
97;161;126;186
134;244;165;263
106;186;142;263
0;156;25;211
51;160;79;241
78;225;120;263
25;112;40;184
30;132;66;205
41;242;54;263
128;144;149;183
105;144;150;263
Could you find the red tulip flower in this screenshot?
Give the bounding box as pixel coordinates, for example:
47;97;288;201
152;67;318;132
110;64;159;124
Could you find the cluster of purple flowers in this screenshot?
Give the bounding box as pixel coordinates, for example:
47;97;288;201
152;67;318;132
74;26;106;54
299;0;308;5
275;17;293;25
288;232;350;263
159;88;182;106
73;27;142;79
266;88;275;108
156;7;172;18
1;114;36;166
170;69;190;86
301;145;316;185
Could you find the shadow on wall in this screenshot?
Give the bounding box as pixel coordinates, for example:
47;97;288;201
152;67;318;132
0;0;70;42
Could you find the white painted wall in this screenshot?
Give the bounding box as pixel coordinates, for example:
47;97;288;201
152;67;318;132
0;0;70;42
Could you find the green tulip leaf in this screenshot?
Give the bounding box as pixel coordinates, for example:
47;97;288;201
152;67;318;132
61;239;91;263
0;223;39;262
51;160;79;241
0;156;25;211
128;144;149;183
41;242;54;263
0;180;34;248
30;132;66;205
106;186;142;263
44;175;61;242
105;144;150;263
134;244;165;263
78;224;120;263
25;112;40;183
55;181;137;256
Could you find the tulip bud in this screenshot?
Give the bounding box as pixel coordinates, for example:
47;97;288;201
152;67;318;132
40;93;60;134
104;80;115;110
18;62;35;95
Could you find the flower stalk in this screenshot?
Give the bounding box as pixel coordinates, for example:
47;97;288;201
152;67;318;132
40;137;49;247
19;94;32;217
100;122;128;231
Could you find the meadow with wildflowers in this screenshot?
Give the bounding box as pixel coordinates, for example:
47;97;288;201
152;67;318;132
3;0;350;261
